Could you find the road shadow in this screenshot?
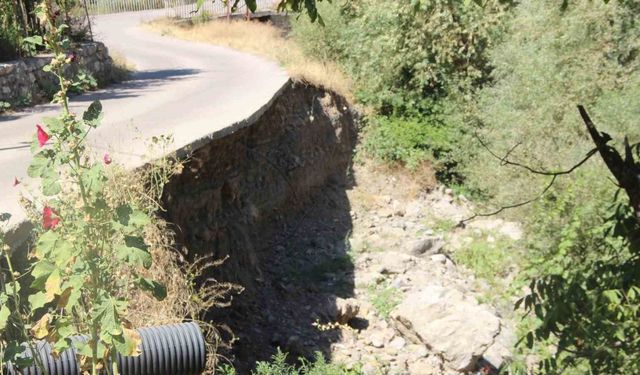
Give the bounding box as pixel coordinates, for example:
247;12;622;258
219;180;357;373
0;68;200;122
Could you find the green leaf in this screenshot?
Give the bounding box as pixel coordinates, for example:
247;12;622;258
22;35;43;46
2;341;26;363
116;205;151;231
112;328;141;356
138;277;167;300
95;298;124;338
52;240;76;267
0;305;11;330
246;0;257;12
35;231;60;259
28;154;50;178
82;164;105;194
116;236;151;268
29;291;49;310
42;168;61;196
83;100;103;127
42;117;65;133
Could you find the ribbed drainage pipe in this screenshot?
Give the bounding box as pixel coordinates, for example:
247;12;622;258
3;322;206;375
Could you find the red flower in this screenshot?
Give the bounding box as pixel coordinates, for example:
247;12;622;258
42;206;60;230
103;153;112;165
13;177;20;187
36;125;50;147
67;53;76;63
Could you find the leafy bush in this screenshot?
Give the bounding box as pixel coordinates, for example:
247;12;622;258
456;1;640;372
292;0;510;175
460;0;640;207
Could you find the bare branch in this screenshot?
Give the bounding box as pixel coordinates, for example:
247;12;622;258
475;134;598;176
460;135;599;225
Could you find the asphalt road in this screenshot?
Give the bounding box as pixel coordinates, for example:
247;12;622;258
0;10;289;228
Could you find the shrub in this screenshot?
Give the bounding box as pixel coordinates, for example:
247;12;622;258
292;0;510;176
460;0;640;208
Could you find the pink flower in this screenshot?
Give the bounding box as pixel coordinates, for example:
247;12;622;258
36;125;50;147
67;53;76;63
42;206;60;230
103;153;112;165
13;177;20;187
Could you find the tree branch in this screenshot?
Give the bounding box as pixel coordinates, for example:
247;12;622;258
460;135;598;224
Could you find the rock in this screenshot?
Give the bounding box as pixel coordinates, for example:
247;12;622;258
482;325;516;369
378;208;394;218
429;254;448;264
372;252;417;275
405;201;424;218
368;331;385;348
407;236;445;256
335;297;360;324
408;357;442;375
390;285;503;372
362;361;381;375
406;344;429;361
389;336;406;351
468;219;523;241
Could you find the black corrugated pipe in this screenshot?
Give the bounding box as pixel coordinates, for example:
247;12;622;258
3;322;206;375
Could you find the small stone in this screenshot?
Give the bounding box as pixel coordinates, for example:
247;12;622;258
361;361;380;375
429;254;448;264
389;336;406;351
408;356;443;375
368;331;385;348
408;236;444;256
407;344;429;361
334;297;360;324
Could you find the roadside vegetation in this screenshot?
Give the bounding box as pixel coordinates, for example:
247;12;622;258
2;0;638;373
291;0;640;373
144;1;640;372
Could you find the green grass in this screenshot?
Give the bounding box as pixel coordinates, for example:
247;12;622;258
367;283;402;319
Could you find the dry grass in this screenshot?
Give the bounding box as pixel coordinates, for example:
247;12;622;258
105;148;243;373
109;50;136;82
144;18;354;101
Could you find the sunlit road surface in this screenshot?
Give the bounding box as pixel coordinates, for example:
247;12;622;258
0;10;289;230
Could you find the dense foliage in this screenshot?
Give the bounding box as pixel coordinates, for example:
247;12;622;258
292;0;510;178
0;0;89;61
294;0;640;373
457;1;640;373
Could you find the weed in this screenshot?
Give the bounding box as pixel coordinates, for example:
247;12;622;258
367;283;401;319
0;101;10;113
431;218;457;235
221;349;362;375
110;50;135;82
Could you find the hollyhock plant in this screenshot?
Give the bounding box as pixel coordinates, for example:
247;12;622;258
42;206;60;230
36;125;49;147
13;2;167;374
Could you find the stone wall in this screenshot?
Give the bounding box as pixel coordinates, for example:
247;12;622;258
162;81;358;288
0;42;112;106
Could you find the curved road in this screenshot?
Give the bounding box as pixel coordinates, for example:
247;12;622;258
0;11;289;228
